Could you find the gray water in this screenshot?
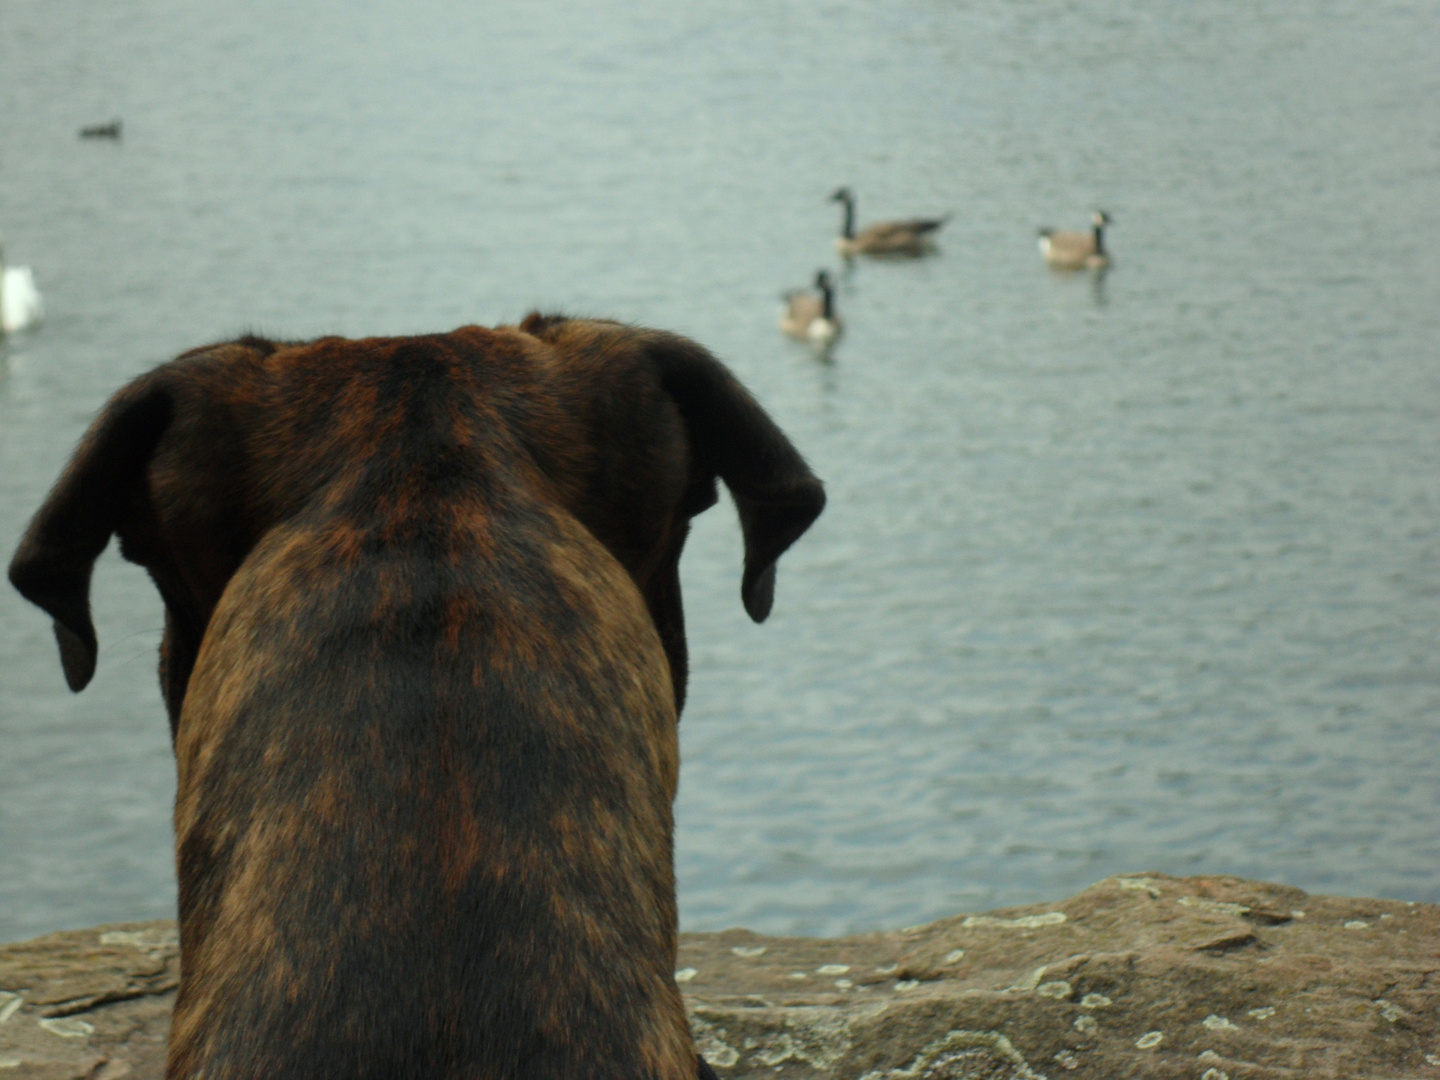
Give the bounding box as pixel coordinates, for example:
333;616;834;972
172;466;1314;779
2;0;1437;943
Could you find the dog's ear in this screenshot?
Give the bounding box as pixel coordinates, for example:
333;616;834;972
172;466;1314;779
648;333;825;622
8;377;173;691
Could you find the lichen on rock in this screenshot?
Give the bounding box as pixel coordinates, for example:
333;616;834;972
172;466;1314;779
2;874;1437;1079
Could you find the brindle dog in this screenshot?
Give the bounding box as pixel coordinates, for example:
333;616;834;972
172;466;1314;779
9;316;824;1080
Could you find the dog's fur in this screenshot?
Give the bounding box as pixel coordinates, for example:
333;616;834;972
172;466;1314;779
9;317;824;1080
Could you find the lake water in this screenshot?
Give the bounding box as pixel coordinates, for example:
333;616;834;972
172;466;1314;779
1;0;1437;943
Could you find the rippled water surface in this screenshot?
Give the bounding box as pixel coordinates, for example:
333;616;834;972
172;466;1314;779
2;0;1437;941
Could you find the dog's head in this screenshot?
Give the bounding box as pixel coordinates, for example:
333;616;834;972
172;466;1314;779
9;319;824;724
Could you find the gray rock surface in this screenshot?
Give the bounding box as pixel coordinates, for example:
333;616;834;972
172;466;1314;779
2;874;1436;1079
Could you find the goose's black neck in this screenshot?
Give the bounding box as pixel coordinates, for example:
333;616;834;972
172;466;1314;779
819;278;834;319
838;195;855;239
1093;221;1107;255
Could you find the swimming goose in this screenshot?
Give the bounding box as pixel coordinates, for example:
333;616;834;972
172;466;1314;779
780;270;842;345
1038;210;1111;270
79;119;122;139
831;187;948;258
0;233;43;334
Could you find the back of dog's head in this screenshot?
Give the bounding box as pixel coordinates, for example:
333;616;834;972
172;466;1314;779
10;318;824;720
8;318;824;1079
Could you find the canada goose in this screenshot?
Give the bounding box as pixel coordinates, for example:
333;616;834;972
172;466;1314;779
830;187;948;257
79;119;122;139
0;233;43;334
1038;210;1111;270
780;270;842;345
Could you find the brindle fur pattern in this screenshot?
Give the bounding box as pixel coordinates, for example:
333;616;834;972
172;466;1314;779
9;318;825;1080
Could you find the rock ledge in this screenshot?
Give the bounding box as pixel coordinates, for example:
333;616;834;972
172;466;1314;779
1;874;1436;1079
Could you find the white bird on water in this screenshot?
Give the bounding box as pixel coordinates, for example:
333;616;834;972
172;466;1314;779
0;231;44;334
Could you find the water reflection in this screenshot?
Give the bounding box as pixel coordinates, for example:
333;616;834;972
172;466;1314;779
1090;266;1110;307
